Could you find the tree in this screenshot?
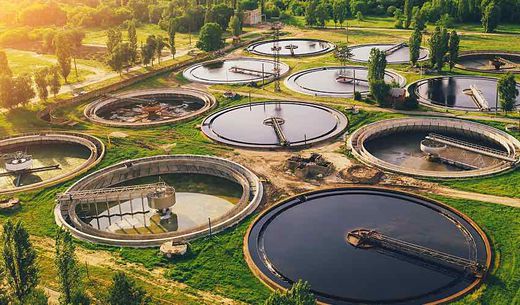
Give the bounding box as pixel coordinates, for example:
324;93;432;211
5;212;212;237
265;280;316;305
229;14;242;37
55;229;90;305
428;26;449;71
33;67;49;101
404;0;413;28
409;26;422;66
54;32;72;83
108;272;150;305
196;23;224;52
11;74;35;107
0;50;12;77
128;20;139;65
24;289;49;305
168;18;177;59
368;48;389;104
1;220;39;303
332;0;348;27
482;1;500;33
368;48;387;83
0;74;13;109
145;35;158;66
48;66;61;98
316;2;330;27
155;36;166;64
67;28;85;78
447;30;460;71
108;43;132;74
106;28;122;54
305;0;318;26
497;73;519;113
335;44;353;68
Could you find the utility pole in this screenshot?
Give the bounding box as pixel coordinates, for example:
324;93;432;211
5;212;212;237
271;18;282;92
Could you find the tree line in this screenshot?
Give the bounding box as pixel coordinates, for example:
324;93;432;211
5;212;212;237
0;220;319;304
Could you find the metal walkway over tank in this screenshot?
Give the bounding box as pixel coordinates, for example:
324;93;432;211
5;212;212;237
104;94;157;104
228;66;275;78
464;85;491;111
385;42;407;55
263;117;290;146
347;229;486;277
425;133;515;162
58;182;174;204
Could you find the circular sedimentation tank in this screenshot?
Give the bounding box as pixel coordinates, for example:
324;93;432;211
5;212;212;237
349;43;429;64
348;117;520;178
55;155;263;247
84;88;217;128
183;57;290;85
409;76;520;111
285;66;406;98
0;132;104;195
201;101;348;149
245;187;491;305
247;38;336;57
456;52;520;74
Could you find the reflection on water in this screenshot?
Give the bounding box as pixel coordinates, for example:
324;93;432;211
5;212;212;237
208;103;340;145
416;77;520;110
249;189;487;304
351;44;429;63
77;174;243;235
188;59;288;83
77;193;235;234
287;67;400;96
365;131;502;171
0;143;90;190
98;96;204;123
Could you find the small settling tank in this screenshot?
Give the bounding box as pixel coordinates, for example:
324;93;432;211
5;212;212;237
349;43;429;64
285;66;405;98
247;38;335;57
201;101;348;149
183;58;290;85
55;155;262;247
84;89;216;127
409;76;520;111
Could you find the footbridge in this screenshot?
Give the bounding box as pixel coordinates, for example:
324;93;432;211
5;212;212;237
263;117;290;146
57;182;173;204
463;85;490;111
426;133;516;162
347;229;486;277
385;42;407;55
229;66;275;77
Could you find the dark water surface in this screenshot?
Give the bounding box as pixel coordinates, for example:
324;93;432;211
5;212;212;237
414;76;520;110
248;39;334;56
247;188;488;304
350;44;429;64
202;102;347;147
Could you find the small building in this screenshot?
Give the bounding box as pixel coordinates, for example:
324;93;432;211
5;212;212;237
387;88;406;104
243;8;261;25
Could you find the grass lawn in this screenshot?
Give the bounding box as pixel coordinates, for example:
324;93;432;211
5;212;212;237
5;48;94;83
83;24;199;50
